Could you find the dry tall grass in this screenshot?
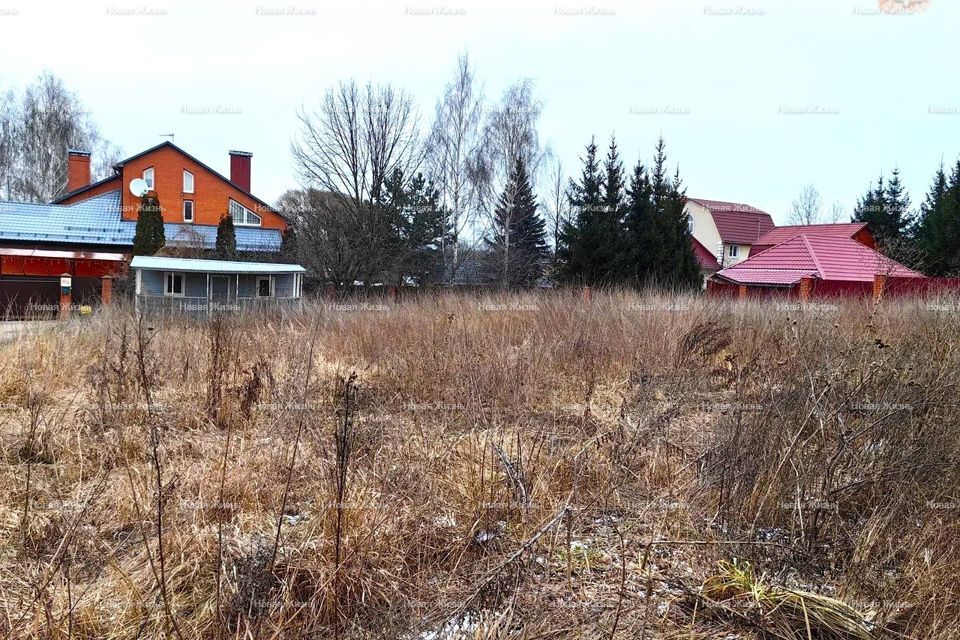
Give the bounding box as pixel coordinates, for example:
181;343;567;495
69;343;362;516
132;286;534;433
0;291;957;639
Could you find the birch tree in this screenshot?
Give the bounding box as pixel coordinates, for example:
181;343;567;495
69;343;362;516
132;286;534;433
427;53;487;281
0;72;120;202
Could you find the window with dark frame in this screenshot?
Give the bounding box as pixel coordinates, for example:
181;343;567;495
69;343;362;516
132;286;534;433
165;272;184;296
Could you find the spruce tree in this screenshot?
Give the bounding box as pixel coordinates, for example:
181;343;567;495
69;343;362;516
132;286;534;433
556;138;617;285
215;214;237;260
915;161;960;275
658;167;701;289
853;172;912;246
383;168;449;286
884;168;912;238
132;194;165;255
598;136;627;277
484;156;549;287
619;159;656;284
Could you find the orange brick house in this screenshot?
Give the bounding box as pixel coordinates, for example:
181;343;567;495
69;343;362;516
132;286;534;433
0;142;288;317
55;141;287;239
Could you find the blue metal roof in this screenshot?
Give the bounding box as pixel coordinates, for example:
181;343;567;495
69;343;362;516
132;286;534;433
163;223;282;252
0;189;282;252
0;191;133;245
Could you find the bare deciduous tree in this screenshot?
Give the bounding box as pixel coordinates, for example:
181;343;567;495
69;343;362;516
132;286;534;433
0;72;119;203
475;80;545;240
427;53;487;281
547;158;570;262
292;80;423;208
291;80;425;287
828;200;845;223
788;184;824;225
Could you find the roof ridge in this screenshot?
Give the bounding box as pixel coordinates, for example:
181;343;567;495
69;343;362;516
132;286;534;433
800;234;825;278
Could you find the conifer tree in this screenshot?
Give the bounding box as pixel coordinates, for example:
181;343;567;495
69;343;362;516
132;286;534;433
657;167;701;289
383;168;449;286
853;171;912;246
914;160;960;275
619;159;656;283
132;193;165;255
556;138;618;285
484;156;549;287
598;136;627;277
646;136;701;288
215;214;237;260
884;168;912;237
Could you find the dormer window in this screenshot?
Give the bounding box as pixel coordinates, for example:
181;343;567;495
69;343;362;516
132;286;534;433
183;170;194;193
143;167;155;190
228;199;262;226
728;245;739;258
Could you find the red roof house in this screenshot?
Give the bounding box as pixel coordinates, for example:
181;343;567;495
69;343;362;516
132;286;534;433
685;198;776;274
709;234;924;298
751;222;874;255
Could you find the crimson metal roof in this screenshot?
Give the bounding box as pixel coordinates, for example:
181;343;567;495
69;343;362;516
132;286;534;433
692;237;720;270
715;235;924;286
687;198;775;244
687;198;769;214
754;222;868;247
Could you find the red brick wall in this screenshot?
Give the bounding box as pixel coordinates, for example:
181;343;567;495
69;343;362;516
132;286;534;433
853;227;876;250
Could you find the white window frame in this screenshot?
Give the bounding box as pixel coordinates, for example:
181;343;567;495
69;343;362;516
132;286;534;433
229;198;262;227
256;276;273;298
183;170;194;193
183;200;194;223
687;215;694;233
728;244;739;258
164;272;185;297
143;167;155;190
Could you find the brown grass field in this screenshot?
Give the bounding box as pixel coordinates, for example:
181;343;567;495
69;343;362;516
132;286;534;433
1;291;958;639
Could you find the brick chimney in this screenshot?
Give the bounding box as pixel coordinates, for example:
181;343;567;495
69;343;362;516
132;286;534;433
229;150;252;192
67;149;91;193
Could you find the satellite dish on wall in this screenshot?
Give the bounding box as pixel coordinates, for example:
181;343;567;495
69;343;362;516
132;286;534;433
129;178;149;197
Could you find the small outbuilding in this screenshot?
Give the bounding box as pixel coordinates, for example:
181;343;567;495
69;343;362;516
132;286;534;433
707;234;925;300
130;256;306;316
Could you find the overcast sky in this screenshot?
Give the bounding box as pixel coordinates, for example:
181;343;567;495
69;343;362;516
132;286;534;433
0;0;957;223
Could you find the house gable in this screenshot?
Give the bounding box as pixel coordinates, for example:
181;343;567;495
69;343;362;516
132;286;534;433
54;142;286;231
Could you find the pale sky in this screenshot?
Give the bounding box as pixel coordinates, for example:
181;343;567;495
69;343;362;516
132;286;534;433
0;0;957;223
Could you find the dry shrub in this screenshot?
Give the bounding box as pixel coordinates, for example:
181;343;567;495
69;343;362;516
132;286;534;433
0;292;957;639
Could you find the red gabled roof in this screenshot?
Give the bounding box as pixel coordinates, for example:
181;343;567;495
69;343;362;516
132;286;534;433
754;222;868;247
687;197;775;244
692;236;720;270
715;235;924;286
687;198;768;215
